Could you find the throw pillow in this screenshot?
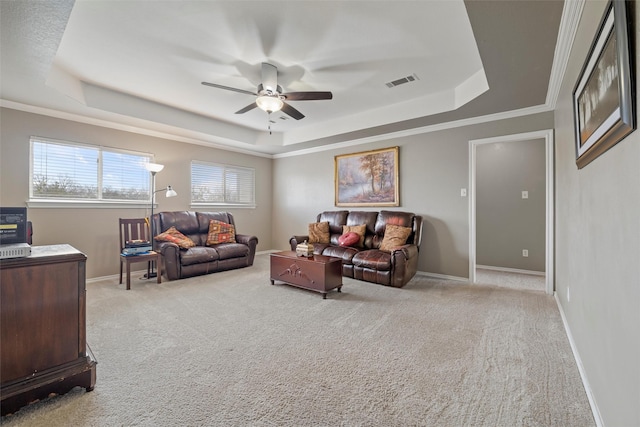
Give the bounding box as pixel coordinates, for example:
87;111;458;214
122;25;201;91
379;224;412;252
338;231;360;247
206;219;236;245
155;226;196;249
342;224;366;247
308;221;330;244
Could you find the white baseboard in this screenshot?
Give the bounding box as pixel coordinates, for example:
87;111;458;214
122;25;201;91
257;249;279;255
416;270;469;282
477;264;545;276
87;270;148;284
554;293;603;427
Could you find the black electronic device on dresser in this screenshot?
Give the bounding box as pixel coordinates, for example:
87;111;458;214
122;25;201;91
0;207;31;259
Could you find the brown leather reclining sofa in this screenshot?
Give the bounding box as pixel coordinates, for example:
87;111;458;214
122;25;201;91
152;211;258;281
290;210;423;288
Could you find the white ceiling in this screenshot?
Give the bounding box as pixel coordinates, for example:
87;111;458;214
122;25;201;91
0;0;567;156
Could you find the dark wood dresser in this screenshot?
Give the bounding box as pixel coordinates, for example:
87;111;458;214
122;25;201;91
0;244;97;415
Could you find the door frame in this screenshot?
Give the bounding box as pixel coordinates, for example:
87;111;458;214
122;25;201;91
469;129;555;294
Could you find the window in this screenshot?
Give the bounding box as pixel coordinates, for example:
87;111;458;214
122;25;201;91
30;137;153;203
191;161;255;207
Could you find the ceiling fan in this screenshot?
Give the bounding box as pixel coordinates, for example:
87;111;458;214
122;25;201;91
201;62;332;120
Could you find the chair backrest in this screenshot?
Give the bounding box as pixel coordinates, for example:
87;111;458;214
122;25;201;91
119;218;150;251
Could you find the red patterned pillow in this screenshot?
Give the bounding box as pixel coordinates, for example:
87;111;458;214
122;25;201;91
342;224;366;247
206;219;236;245
338;231;360;247
155;226;196;249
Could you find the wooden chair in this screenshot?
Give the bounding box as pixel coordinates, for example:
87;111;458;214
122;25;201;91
119;218;162;290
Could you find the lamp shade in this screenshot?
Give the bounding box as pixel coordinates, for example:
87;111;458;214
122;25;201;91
256;95;283;113
165;186;177;198
145;162;164;173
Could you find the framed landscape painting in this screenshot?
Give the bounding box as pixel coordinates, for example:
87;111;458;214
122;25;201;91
573;0;636;169
335;146;399;207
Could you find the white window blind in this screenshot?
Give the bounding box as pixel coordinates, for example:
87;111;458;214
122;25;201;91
30;137;152;202
191;161;255;207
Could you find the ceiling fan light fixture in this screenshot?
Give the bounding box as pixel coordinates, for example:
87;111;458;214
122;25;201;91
256;95;283;113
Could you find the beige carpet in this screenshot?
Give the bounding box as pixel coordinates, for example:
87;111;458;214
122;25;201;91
1;254;594;426
475;268;546;292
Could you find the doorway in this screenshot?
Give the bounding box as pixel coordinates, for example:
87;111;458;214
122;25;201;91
469;130;554;294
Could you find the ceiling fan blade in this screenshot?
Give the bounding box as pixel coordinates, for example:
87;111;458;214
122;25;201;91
281;102;305;120
201;81;257;96
261;63;278;93
235;103;258;114
283;91;333;101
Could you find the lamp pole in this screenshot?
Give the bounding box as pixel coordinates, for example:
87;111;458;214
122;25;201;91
145;162;165;279
146;185;177;279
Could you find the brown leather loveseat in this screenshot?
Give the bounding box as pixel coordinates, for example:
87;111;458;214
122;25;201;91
152;211;258;281
290;210;422;288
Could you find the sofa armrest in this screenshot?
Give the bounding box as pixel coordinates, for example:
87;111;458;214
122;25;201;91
235;233;258;246
392;244;418;261
389;244;419;287
289;235;310;251
156;241;181;281
235;233;258;265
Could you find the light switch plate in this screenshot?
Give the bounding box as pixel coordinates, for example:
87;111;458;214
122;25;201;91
522;191;529;199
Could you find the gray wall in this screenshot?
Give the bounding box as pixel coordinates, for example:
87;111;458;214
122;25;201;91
554;1;640;425
0;108;273;279
272;112;553;279
476;138;546;271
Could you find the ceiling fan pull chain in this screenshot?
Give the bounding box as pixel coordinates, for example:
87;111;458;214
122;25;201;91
268;113;272;135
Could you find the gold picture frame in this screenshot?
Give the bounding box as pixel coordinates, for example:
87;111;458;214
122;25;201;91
335;146;399;207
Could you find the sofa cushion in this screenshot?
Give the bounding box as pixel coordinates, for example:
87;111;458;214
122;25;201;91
158;211;200;235
155;226;196;249
214;242;250;260
321;245;359;263
318;211;349;235
180;246;219;266
338;231;360;247
206;219;236;245
352;250;392;270
308;221;330;244
346;211;378;232
379;224;412;252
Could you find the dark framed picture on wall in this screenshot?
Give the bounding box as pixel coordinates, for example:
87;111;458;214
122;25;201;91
335;146;399;207
573;0;636;169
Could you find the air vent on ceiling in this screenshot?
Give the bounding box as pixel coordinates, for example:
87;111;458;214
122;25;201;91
386;74;419;88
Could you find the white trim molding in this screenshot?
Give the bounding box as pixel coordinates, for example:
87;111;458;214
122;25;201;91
469;129;555;295
555;293;604;427
546;0;586;109
476;265;545;277
416;270;469;283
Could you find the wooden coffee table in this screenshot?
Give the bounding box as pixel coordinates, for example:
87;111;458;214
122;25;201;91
270;251;343;299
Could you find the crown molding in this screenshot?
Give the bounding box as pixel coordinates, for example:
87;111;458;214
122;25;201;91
0;99;274;159
546;0;586;109
274;104;552;158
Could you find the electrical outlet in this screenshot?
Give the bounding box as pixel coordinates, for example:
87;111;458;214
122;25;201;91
522;190;529;199
522;249;528;257
460;188;467;197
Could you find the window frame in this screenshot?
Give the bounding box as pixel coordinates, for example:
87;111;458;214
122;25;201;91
190;160;256;209
27;136;155;208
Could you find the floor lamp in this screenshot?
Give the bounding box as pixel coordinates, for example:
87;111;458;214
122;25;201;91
145;162;177;278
